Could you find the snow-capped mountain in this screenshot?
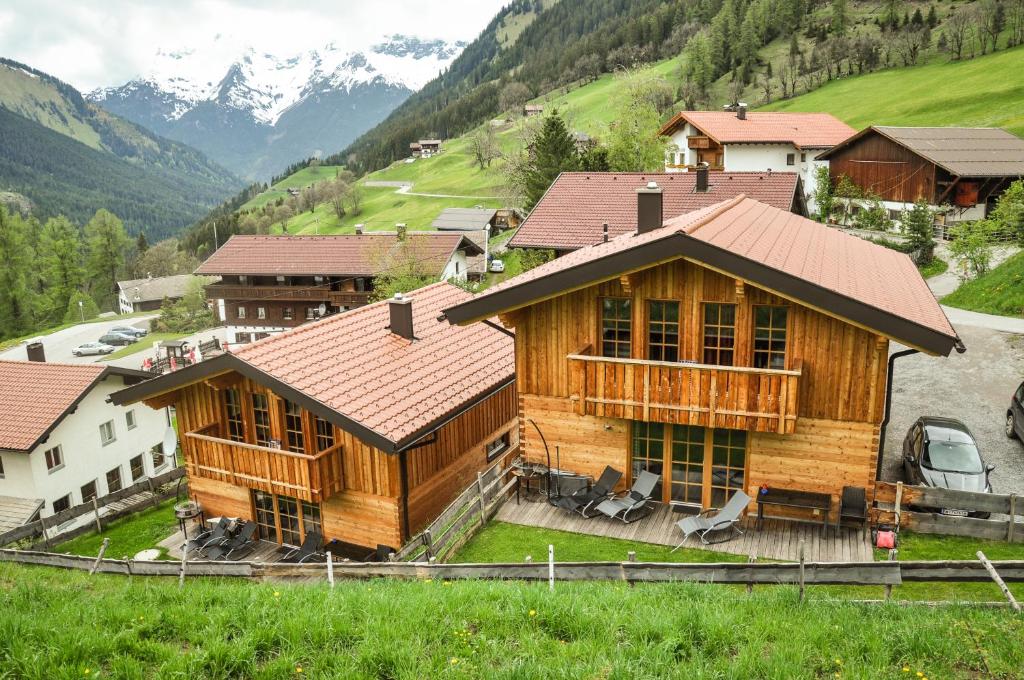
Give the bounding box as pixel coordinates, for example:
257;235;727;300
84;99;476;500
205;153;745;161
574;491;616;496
89;35;464;179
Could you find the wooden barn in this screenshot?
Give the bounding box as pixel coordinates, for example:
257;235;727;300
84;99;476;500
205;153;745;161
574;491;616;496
112;283;517;553
444;186;961;524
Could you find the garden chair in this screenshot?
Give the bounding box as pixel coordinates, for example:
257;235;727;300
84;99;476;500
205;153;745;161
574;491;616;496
594;471;660;524
672;491;751;549
205;522;257;561
839;486;868;528
552;466;623;518
187;517;230;556
281;531;325;563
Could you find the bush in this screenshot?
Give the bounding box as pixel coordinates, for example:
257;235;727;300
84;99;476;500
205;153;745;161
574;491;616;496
63;291;100;324
852;195;892;232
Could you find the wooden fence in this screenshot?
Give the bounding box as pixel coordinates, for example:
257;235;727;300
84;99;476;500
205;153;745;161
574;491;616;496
874;482;1023;543
0;467;186;549
393;450;519;563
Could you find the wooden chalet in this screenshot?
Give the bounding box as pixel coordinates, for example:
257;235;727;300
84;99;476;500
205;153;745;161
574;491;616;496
445;186;961;523
112;283;517;553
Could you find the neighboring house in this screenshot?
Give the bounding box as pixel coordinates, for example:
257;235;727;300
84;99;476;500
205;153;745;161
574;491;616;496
418;139;442;156
196;232;481;345
444;189;960;524
572;131;596;154
817;126;1024;227
509;170;805;254
0;359;169;524
432;207;502;232
524;104;544;117
112;282;517;553
409;141;422;157
117;274;194;314
658;108;855;215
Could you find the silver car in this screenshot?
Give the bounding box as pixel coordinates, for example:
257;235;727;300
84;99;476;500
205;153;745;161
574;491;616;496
73;341;115;356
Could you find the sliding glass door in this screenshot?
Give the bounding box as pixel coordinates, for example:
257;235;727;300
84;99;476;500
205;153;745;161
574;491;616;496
250;490;322;547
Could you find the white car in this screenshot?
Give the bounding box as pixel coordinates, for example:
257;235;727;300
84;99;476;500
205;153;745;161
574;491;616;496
73;342;115;356
489;259;505;273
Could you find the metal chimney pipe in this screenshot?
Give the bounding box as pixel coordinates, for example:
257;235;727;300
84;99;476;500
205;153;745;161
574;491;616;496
602;222;609;243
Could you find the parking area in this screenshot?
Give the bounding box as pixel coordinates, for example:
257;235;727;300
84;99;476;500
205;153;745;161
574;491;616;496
0;316;156;365
881;323;1024;495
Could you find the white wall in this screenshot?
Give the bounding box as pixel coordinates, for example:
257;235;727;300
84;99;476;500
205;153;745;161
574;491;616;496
226;325;287;345
723;143;796;173
665;123;699;171
118;291;133;315
441;250;469;282
0;374;169;517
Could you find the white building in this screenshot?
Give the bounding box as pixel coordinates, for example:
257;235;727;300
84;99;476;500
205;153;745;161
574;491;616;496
658;108;855;216
117;274;195;314
0;359;169;525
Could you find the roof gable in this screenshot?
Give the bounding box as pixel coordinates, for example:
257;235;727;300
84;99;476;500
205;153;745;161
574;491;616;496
659;111;855;148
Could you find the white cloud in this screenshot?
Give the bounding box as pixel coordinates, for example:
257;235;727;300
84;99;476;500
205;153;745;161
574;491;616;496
0;0;505;90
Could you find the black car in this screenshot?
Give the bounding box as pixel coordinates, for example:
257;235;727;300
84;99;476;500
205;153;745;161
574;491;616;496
901;416;994;517
98;332;136;346
1007;381;1024;441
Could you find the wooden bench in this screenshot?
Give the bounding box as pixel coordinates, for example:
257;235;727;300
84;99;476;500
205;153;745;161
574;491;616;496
756;488;831;535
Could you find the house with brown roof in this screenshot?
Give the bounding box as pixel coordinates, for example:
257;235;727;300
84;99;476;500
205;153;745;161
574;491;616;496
117;274;196;314
0;359;167;526
509;169;805;254
444;184;961;525
658;107;855;215
111;282;517;555
817;126;1024;227
196;232;482;345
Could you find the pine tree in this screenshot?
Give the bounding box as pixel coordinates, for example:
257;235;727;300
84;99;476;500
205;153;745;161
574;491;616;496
136;231;149;254
84;209;130;311
926;5;938;28
524;111;579;209
902;199;935;262
38;216;85;323
831;0;850;36
0;206;38;336
911;8;924;26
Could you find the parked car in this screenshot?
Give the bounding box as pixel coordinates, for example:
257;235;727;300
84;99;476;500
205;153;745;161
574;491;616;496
901;416;994;517
1007;381;1024;441
110;325;147;338
72;341;115;356
489;259;505;273
98;332;136;347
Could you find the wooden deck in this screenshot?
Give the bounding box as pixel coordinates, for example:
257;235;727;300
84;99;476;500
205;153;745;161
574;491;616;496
495;496;873;562
160;523;290;562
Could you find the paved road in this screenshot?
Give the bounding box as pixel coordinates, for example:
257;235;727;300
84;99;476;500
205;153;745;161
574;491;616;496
0;315;157;365
363;180;501;200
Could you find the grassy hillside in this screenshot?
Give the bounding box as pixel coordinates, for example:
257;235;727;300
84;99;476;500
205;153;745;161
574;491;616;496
943;250;1024;316
3;562;1022;677
240;165;346;211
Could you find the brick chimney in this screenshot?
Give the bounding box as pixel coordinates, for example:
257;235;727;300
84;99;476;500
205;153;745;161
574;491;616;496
636;181;663;234
355;223;364;235
26;342;45;362
396;223;407;241
695;163;709;192
388;293;414;340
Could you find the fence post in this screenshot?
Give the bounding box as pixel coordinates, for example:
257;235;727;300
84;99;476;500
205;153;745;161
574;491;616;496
977;550;1021;612
388;552;397;563
548;544;554;592
525;555;532;564
89;538;110;575
422;530;433;562
746;554;757;595
147;477;159;509
178;545;188;590
1008;494;1017;543
798;541;806;603
91;498;103;533
326;551;334;589
627;551;636;562
476;472;487;528
884;548;898;601
893;482;904;531
39;515;51;551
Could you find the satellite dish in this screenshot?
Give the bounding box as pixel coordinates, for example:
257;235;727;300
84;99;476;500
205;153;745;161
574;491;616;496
162;426;178;457
317;303;327;317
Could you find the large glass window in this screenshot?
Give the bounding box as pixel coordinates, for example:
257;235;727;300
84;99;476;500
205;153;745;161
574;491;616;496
315;417;335;452
601;298;632;358
710;430;747;508
630;422;664;500
753;305;788;370
670;425;705;506
277;496;301;546
301;500;322;540
702;303;736;366
252;490;277;542
648;301;680;362
251;393;272;446
225;388;245;442
283;400;305;453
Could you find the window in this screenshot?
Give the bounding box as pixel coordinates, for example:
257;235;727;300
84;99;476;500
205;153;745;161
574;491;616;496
301;500;322;540
888;209;903;221
44;445;63;472
600;298;632;358
800;153;806;163
277;495;301;546
669;425;705;506
283;306;294;321
305;307;316;320
151;443;166;470
253;490;277;541
631;422;664;500
126;409;137;430
224;388;245;442
647;301;680;362
702;303;736;366
100;420;116;446
0;455;4;478
106;466;122;493
283;399;305;453
752;306;788;370
80;480;97;504
130;454;145;482
257;306;267;320
786;153;795;166
251;393;272;446
52;494;71;514
314;417;335;452
486;432;511;461
251;490;321;546
710;430;746;508
237;306;246;320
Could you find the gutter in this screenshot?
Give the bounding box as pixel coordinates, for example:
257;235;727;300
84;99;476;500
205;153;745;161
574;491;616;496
876;348;918;481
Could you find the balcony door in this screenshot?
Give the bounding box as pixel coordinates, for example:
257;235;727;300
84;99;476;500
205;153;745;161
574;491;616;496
250;490;322;547
630;422;748;509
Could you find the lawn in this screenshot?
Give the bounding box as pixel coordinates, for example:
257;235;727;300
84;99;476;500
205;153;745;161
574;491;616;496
240;165;346;211
101;332;185;361
55;498;180;561
1;562;1022;678
942;250;1024;316
918;256;948;280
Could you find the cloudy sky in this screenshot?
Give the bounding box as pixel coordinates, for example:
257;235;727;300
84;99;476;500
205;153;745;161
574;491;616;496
0;0;507;91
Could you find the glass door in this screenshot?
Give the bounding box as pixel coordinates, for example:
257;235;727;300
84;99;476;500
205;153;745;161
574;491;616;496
670;425;705;507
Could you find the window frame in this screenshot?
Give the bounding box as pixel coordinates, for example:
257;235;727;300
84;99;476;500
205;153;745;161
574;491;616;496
752;305;789;370
646;300;680;362
151;443;167;471
129;454;146;482
314;417;335;452
786;153;795;166
224;388;245;442
702;303;737;366
106;465;123;494
99;420;116;446
251;393;272;447
52;494;71;514
80;480;98;504
282;399;305;454
44;445;64;473
486;431;511;462
600;297;632;359
126;409;137;430
283;306;294;321
257;306;267;320
237;305;246;320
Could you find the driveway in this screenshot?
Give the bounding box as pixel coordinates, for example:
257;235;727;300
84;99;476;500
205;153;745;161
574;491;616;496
0;315;157;365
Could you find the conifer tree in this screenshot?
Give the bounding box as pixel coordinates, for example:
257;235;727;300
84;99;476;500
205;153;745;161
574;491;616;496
0;207;38;335
84;209;130;310
38;216;85;323
523;111;579;209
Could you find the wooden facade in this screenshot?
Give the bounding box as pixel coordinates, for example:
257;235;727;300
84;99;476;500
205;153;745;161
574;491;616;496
506;258;889;521
827;130;940;204
152;376;518;550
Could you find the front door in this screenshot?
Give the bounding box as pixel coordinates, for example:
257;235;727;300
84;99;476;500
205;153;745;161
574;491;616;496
631;422;748;509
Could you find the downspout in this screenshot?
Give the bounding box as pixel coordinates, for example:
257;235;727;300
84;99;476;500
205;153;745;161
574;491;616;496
398;449;411;543
876;349;919;481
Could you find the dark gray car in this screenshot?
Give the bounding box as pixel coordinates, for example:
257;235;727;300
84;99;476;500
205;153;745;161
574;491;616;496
98;332;136;346
902;416;994;517
1007;381;1024;441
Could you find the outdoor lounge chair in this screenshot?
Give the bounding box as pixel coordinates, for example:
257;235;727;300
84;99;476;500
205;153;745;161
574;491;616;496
186;517;230;556
552;466;623;517
281;531;324;563
205;522;257;560
839;486;868;527
672;491;751;549
594;471;660;523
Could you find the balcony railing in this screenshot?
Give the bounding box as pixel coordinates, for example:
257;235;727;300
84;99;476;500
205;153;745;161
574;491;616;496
568;353;800;435
328;290;373;307
205;283;335;302
184;424;344;502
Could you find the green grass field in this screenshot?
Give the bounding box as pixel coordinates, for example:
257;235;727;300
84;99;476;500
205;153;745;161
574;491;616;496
55;498;180;561
943;250;1024;316
241;165;346;211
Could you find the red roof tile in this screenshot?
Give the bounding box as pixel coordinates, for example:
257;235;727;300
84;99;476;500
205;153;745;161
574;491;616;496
195;233;477;277
660;111;855;148
509;171;800;251
0;361;106;451
231;282;514;447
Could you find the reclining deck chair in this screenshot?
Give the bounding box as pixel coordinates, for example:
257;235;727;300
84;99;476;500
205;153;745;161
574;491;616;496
672;491;751;549
552;466;623;517
205;521;257;561
594;471;660;524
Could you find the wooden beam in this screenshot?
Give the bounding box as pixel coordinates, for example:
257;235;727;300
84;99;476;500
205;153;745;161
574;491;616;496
497;310;522;328
204;372;243;390
619;274;634;295
734;279;745;301
143;390;181;410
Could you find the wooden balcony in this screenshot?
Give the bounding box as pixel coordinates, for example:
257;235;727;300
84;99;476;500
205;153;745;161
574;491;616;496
205;283;335;302
327;290;373;307
184;424;344;502
568;353;800;434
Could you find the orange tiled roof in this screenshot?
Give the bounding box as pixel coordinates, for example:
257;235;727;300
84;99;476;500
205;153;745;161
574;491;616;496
0;361;107;451
660;111;855;148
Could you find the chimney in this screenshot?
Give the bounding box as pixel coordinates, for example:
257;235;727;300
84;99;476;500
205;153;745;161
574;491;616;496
602;222;609;243
396;223;407;241
355;223;364;235
696;163;709;192
636;181;663;234
26;342;45;362
388;293;414;340
737;103;748;120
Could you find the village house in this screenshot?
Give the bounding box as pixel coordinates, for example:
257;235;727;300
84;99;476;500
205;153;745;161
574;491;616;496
431;207;522;233
117;274;195;314
111;282;517;554
197;231;481;345
658;108;854;215
0;358;168;528
816;126;1024;230
444;185;960;525
509;169;806;255
524;103;544;117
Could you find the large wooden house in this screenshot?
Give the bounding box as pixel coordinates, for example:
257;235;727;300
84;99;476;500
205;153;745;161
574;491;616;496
113;283;516;553
444;186;960;522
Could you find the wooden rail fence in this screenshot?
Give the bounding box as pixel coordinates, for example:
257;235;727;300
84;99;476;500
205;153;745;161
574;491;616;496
874;482;1023;543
